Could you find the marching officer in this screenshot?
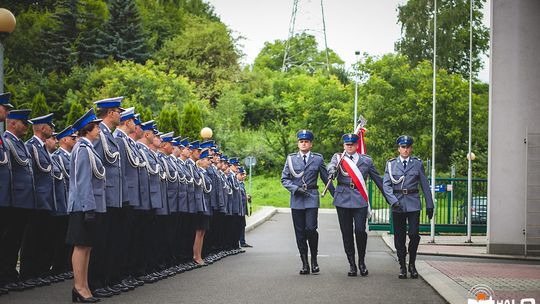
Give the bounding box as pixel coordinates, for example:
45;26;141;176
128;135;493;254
20;113;56;285
281;130;334;275
327;133;386;277
0;109;36;292
383;135;433;279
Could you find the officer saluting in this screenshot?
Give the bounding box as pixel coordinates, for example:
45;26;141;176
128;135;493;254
383;135;433;279
281;130;334;275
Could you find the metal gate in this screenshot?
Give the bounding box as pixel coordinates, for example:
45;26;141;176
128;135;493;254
368;177;488;234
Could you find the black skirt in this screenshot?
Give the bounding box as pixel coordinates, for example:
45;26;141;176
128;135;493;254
65;212;101;247
194;213;210;231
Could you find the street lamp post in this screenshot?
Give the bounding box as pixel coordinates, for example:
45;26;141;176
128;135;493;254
0;8;16;133
0;8;16;94
353;50;360;131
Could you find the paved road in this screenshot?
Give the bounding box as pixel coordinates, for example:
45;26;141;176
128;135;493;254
2;212;446;304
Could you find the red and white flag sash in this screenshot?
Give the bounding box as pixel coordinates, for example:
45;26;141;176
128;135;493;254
340;156;369;205
357;127;366;155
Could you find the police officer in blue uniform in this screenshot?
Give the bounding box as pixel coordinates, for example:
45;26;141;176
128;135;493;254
383;135;434;279
327;133;387;277
66;108;106;303
91;97;126;297
0;109;36;292
135;120;161;283
20;113;56;285
49;126;77;281
281;130;334;275
0;93;12;296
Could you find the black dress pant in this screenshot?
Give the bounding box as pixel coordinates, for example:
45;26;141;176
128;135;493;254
392;211;421;262
19;210;55;280
0;207;29;285
336;206;368;260
291;208;319;255
88;211;109;290
50;215;70;275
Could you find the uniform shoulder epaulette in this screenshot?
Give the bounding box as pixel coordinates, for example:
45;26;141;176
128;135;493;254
411;156;422;161
360;154;372;159
288;152;296;157
312;152;323;158
387;157;397;162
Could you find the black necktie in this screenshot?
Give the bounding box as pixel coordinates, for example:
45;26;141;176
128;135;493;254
349;155;354;160
303;154;307;165
403;160;407;170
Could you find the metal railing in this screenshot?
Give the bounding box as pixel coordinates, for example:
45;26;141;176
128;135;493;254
368;177;488;234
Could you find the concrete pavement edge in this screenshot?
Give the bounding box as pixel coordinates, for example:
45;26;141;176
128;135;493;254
416;261;468;304
245;206;277;232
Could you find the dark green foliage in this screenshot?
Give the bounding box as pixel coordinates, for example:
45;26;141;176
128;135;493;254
157;103;181;135
395;0;489;76
30;92;50;118
179;101;203;140
66;98;86;126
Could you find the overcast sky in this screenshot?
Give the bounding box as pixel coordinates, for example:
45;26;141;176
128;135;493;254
206;0;490;82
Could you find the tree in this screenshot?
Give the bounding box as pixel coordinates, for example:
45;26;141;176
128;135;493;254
89;0;150;63
66;98;86;126
30;92;50;118
157;103;181;135
395;0;489;76
157;17;240;105
179;101;203;140
40;0;79;73
253;33;344;74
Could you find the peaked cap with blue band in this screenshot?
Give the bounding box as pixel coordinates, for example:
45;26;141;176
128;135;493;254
29;113;55;127
229;157;239;165
160;131;174;142
238;166;246;174
297;129;314;141
7;109;32;122
200;140;215;149
0;92;14;109
141;120;155;131
93;96;124;109
56;125;76;140
200;148;212;159
179;138;190;147
188;140;200;150
134;114;141;125
120;107;135;122
396;135;414;146
72;108;102;131
342;133;360;143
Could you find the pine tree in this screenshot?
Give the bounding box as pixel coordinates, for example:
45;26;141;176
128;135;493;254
179;102;203;140
66;100;86;126
95;0;150;63
157;103;181;135
30;92;51;118
40;0;79;73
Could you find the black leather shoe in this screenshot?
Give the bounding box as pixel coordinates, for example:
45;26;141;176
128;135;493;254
240;243;253;248
72;288;101;303
4;282;27;291
110;284;129;293
105;286;122;296
120;279;136;290
408;263;418;279
92;288;113;298
347;255;357;277
311;256;320;274
38;277;52;285
359;262;369;277
0;286;8;295
24;278;43;287
299;254;310;275
398;257;407;279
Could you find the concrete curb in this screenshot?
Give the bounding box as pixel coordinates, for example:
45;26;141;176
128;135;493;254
416;261;468;304
245;206;278;232
380;232;540;261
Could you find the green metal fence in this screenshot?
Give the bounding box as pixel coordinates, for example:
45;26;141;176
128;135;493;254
367;177;488;234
